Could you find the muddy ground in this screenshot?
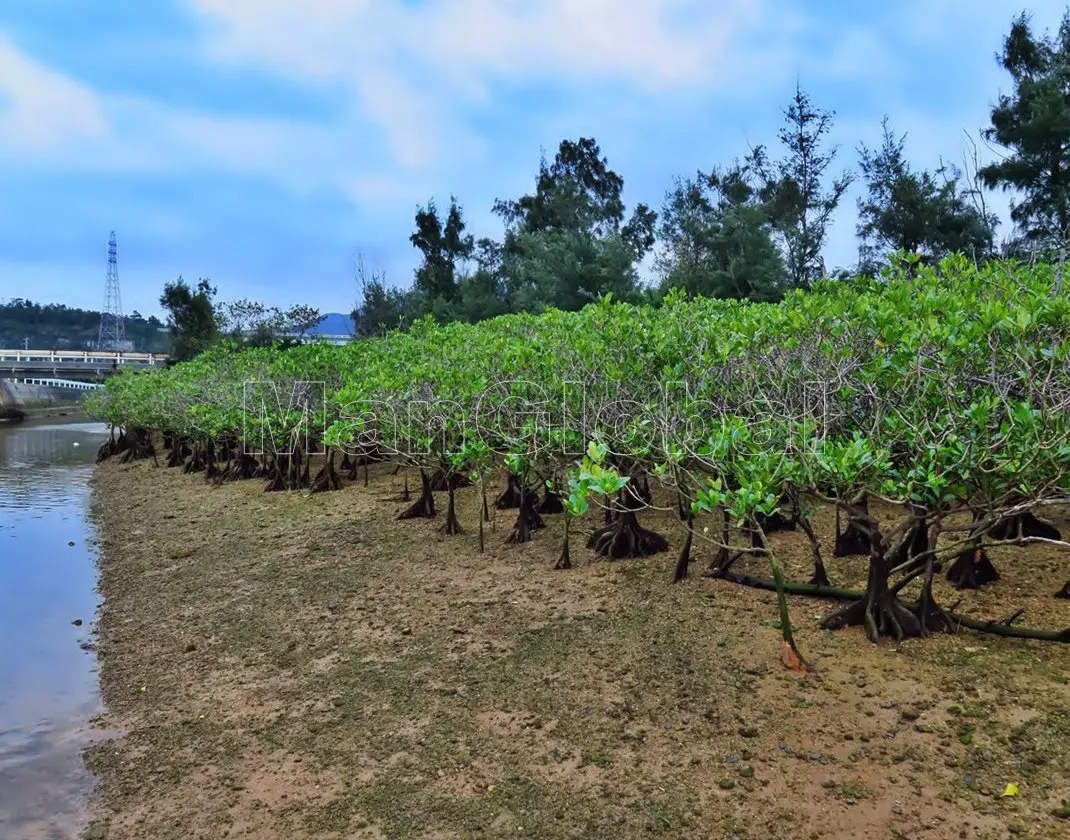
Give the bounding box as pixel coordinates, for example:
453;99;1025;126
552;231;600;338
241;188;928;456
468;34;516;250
85;455;1070;839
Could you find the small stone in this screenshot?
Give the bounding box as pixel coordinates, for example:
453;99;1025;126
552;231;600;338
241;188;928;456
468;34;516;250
845;798;856;806
718;778;736;790
900;710;919;722
739;726;759;738
821;780;836;789
401;627;412;635
451;626;468;634
490;809;517;832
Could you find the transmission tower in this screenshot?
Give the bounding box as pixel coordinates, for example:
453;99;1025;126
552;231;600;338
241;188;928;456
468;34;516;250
97;231;128;350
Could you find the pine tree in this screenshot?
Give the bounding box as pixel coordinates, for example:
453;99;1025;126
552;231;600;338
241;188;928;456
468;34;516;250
981;10;1070;255
749;84;853;289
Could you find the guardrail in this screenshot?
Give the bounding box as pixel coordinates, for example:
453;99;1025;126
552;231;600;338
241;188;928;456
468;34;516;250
0;349;167;365
12;377;102;391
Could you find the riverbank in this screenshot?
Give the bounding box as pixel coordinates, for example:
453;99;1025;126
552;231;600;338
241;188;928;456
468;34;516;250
86;456;1070;839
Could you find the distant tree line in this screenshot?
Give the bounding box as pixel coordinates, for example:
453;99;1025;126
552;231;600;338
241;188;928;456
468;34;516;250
0;299;171;352
350;10;1070;336
157;277;325;362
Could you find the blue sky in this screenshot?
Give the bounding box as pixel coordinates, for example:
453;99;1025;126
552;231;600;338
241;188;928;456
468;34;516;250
0;0;1066;318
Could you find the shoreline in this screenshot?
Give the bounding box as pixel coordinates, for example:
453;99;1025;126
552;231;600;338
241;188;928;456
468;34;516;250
85;454;1070;839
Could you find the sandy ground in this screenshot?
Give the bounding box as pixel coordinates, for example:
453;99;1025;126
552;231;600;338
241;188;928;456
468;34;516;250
85;454;1070;839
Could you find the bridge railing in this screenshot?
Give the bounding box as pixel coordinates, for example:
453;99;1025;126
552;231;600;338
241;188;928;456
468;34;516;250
11;377;102;391
0;349;167;365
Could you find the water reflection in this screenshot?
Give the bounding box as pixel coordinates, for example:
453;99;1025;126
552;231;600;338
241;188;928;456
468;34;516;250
0;419;109;839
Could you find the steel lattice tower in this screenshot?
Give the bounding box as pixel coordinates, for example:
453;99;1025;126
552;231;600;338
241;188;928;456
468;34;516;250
97;231;127;350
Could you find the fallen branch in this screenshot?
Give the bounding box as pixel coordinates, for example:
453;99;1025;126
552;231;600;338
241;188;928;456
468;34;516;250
711;569;861;601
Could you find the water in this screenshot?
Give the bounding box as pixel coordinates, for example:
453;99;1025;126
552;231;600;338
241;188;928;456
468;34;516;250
0;418;110;839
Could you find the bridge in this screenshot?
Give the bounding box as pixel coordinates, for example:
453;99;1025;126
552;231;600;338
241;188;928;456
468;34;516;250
0;349;167;381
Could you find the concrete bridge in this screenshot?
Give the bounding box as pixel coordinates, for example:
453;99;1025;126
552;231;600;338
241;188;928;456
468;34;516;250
0;349;167;381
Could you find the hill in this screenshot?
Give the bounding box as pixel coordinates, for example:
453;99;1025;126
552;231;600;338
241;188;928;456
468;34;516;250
310;312;353;337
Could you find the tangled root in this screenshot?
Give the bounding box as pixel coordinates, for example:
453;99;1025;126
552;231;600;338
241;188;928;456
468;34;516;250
587;511;669;559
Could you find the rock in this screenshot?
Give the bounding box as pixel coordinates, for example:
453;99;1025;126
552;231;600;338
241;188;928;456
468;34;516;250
738;726;759;738
489;809;517;832
821;779;836;789
900;710;919;722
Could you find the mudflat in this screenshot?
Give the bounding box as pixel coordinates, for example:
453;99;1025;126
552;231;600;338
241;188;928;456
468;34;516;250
86;457;1070;839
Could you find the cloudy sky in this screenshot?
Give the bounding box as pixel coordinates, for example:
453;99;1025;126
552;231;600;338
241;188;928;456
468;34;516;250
0;0;1066;317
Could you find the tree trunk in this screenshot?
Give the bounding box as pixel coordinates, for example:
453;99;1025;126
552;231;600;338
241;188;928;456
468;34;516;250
554;516;572;570
505;485;543;544
439;482;462;535
821;529;923;642
673;514;695;583
397;470;436;519
834;498;872;557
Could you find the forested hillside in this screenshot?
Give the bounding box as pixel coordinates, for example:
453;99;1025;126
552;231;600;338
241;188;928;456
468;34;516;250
0;299;171;352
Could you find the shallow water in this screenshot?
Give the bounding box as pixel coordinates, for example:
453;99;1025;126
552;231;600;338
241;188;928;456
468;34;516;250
0;418;110;839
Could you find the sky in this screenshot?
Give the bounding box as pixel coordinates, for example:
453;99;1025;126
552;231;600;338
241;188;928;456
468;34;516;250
0;0;1067;319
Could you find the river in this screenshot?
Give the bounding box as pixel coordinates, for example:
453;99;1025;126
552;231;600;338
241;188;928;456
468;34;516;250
0;417;110;839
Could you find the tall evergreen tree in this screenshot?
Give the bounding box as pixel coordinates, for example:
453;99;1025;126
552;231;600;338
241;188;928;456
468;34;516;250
749;84;853;289
410;196;474;309
160;277;219;362
494;137;656;312
656;162;787;301
981;11;1070;250
857;118;997;270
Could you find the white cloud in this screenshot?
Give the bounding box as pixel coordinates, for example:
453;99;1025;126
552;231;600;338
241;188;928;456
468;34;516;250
183;0;788;170
3;0;1066;291
189;0;768;89
0;35;110;152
